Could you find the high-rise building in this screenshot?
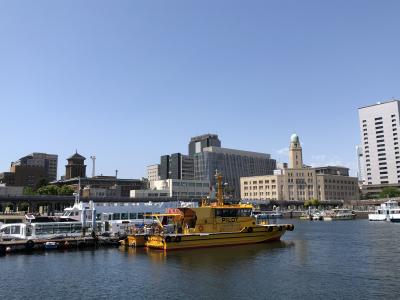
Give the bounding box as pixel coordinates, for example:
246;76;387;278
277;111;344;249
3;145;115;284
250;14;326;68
159;153;194;180
358;100;400;185
11;152;58;182
65;152;87;180
188;134;221;156
193;146;276;198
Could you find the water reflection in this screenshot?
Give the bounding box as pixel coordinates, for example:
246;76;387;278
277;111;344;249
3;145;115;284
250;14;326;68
120;240;295;268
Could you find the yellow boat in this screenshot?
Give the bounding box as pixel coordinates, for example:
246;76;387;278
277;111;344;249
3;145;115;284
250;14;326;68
144;172;294;251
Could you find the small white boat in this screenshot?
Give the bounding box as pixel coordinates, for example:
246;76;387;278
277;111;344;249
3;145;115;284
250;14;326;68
323;209;355;221
368;200;400;221
44;242;59;250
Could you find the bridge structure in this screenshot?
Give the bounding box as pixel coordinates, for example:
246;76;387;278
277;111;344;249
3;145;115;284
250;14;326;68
0;195;203;214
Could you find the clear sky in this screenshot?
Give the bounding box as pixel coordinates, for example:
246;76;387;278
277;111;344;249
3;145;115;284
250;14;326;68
1;1;399;179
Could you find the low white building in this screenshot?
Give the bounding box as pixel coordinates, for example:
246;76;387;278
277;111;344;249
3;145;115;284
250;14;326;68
0;184;24;196
130;179;210;199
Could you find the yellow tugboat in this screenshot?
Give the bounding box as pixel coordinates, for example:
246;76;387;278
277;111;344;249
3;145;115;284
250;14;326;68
142;172;294;250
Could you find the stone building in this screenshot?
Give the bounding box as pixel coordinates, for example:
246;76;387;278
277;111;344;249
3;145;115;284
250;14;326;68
241;134;359;201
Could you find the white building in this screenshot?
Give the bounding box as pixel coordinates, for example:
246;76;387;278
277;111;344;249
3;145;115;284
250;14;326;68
0;184;24;196
130;179;210;199
358;100;400;185
147;164;160;188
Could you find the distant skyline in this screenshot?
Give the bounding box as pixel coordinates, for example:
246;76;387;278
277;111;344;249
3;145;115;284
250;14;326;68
1;1;399;179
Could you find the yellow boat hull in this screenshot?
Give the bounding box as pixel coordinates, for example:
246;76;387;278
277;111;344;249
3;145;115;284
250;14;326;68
146;224;294;250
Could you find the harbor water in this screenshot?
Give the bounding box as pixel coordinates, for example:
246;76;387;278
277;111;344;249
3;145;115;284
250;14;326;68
1;219;400;299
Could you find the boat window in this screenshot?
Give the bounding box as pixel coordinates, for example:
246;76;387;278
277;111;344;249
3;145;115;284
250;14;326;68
145;212;152;219
138;213;144;219
121;213;129;220
10;225;21;235
1;226;11;234
215;209;238;217
129;213;137;219
113;213;120;220
237;209;252;217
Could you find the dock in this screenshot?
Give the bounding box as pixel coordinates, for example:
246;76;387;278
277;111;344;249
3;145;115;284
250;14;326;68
0;236;121;256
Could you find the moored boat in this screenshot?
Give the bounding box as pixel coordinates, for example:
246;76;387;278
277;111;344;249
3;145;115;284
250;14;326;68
368;200;400;222
139;172;294;250
323;209;355;221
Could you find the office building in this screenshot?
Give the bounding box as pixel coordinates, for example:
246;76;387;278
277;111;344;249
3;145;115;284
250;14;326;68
147;164;160;181
11;153;58;182
358;100;400;185
189;134;221;156
0;152;57;188
193;145;276;198
159;153;194;180
241;134;359;201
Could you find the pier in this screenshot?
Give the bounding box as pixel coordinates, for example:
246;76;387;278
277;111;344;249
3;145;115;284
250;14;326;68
0;235;120;256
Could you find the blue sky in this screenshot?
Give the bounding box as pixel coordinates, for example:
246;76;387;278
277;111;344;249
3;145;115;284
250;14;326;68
0;1;399;179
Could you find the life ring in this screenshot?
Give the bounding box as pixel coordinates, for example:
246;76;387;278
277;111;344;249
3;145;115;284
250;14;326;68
198;225;204;232
25;240;34;250
165;236;171;243
174;236;182;243
247;227;253;233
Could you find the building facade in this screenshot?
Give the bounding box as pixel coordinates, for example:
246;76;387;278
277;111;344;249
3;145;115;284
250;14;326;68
0;184;24;196
241;135;359;201
11;153;58;182
188;134;221;156
65;152;87;180
147;164;160;182
358;100;400;185
54;176;144;197
159;153;194;180
130;179;210;199
0;152;58;188
194;146;276;198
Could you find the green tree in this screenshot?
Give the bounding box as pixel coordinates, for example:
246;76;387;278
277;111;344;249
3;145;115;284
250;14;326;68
23;187;36;195
379;187;400;198
37;185;60;195
35;178;49;191
58;185;75;196
304;198;320;208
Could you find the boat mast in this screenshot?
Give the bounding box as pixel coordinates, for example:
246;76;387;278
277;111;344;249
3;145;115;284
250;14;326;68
215;170;224;206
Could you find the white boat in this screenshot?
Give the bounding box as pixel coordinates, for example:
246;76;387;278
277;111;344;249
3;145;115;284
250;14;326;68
323;209;355;221
0;222;84;241
368;200;400;221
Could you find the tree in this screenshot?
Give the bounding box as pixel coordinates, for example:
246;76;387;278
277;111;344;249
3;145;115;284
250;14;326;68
23;187;36;195
58;185;74;196
304;198;320;208
379;187;400;199
35;178;49;191
37;185;59;195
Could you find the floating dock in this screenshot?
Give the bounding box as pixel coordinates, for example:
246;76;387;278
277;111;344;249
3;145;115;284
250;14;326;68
0;236;120;255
